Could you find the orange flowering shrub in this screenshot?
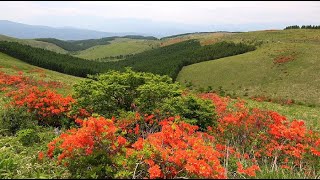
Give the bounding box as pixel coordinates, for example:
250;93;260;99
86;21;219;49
6;86;74;127
126;117;226;179
47;116;121;160
0;70;63;91
46;116;130;178
200;93;320;176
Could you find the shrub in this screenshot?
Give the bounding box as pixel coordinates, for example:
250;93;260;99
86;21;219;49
16;129;40;146
158;95;217;130
73;68;182;118
0;106;37;135
6;86;75;128
46;116;128;179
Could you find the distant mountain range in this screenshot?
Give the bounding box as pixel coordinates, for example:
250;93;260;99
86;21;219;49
0;20;144;40
0;19;287;40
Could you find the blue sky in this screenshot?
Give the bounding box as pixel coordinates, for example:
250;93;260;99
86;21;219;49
0;1;319;34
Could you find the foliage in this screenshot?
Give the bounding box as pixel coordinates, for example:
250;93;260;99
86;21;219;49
1;61;320;179
200;93;320;178
284;25;320;30
16;128;40;146
0;40;255;79
0;106;37;135
46;116;128;178
111;40;256;80
0;70;75;129
7;86;75;127
73;68;182;117
0;129;70;179
0;41;104;77
158;94;217;130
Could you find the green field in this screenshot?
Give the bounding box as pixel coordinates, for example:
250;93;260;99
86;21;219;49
73;38;160;60
0;35;67;54
177;29;320;106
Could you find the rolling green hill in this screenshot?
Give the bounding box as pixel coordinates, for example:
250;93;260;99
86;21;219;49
159;32;232;47
73;38;160;60
0;40;254;80
35;35;158;52
0;35;67;54
177;29;320;106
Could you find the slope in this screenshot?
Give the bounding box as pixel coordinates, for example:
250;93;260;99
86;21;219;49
177;29;320;106
73;38;160;60
0;52;82;95
0;34;67;54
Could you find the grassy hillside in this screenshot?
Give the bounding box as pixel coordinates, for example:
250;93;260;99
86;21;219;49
0;52;82;95
160;32;232;47
73;38;160;60
177;29;320;106
0;35;67;54
36;35;158;52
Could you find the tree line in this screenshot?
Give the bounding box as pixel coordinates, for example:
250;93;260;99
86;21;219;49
284;25;320;30
0;40;255;80
106;40;256;80
0;41;107;77
94;54;135;62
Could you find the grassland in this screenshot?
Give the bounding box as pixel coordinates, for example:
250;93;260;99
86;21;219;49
72;38;160;60
0;35;67;54
177;29;320;106
160;32;232;47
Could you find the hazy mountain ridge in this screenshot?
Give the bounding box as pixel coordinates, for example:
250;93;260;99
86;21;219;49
0;20;142;40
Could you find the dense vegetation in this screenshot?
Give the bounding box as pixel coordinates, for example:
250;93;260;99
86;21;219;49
35;35;158;51
1;68;320;179
0;40;255;80
93;54;135;62
284;25;320;29
111;40;256;79
0;41;106;77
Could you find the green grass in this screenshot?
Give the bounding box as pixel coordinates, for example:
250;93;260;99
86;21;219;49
73;38;160;60
160;32;231;47
177;29;320;106
0;127;70;178
0;52;82;95
0;35;67;54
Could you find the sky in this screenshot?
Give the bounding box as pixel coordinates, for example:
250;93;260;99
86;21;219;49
0;1;319;35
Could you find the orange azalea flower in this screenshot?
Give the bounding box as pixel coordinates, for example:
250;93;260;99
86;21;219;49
148;164;161;179
38;151;44;161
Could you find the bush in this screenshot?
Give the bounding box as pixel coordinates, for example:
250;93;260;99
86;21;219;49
158;95;217;130
16;129;40;146
73;68;182;118
0;107;37;135
7;86;75;128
